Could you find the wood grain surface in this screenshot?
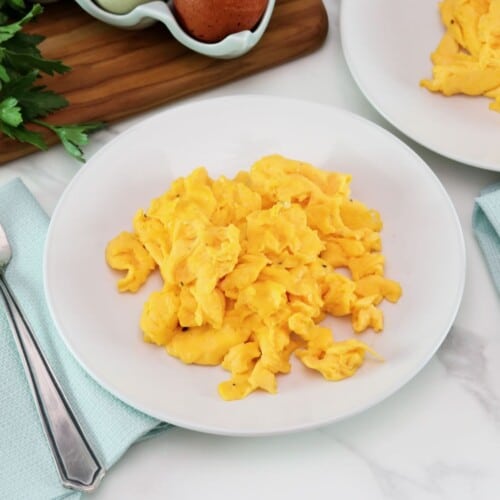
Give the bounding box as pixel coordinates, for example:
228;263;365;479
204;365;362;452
0;0;328;164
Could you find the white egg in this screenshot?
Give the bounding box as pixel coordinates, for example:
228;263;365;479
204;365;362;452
94;0;151;15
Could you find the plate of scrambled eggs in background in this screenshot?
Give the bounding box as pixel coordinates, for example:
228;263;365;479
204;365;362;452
44;96;465;435
341;0;500;172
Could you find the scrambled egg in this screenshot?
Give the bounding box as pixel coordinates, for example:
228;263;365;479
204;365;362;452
106;155;402;401
421;0;500;111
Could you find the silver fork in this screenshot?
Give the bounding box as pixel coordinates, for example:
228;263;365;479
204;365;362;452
0;223;105;492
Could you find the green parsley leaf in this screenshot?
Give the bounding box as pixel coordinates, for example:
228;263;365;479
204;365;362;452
0;4;41;44
8;0;26;12
1;70;68;119
18;86;68;120
4;31;46;57
0;46;8;81
4;49;70;75
0;95;21;125
34;121;104;162
0;67;36;94
0;63;8;82
0;119;47;150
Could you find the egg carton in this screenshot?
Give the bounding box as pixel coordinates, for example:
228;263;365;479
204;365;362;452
74;0;275;59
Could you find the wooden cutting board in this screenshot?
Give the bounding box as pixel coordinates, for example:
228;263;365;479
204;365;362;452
0;0;328;164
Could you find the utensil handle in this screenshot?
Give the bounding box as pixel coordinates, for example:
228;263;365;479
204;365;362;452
0;275;105;492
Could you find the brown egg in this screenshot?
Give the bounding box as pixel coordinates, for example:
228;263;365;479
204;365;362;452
172;0;269;43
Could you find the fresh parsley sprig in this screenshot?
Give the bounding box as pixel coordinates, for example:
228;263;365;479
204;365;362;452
0;2;104;162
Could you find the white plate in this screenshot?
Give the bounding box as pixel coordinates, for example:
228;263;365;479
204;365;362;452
44;96;465;436
340;0;500;172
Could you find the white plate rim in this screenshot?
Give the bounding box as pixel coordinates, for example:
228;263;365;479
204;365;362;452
43;95;466;436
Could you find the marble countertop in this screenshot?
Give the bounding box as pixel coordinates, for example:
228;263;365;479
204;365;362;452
1;1;499;498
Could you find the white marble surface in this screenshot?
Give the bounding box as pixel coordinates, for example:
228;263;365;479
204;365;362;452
2;1;500;498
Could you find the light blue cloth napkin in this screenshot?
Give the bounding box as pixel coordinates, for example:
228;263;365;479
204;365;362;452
473;182;500;295
0;179;171;500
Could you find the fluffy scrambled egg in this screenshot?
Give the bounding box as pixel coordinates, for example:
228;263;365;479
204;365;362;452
421;0;500;111
106;155;402;401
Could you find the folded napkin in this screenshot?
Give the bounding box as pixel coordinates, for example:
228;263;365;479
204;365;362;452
473;182;500;295
0;179;170;500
